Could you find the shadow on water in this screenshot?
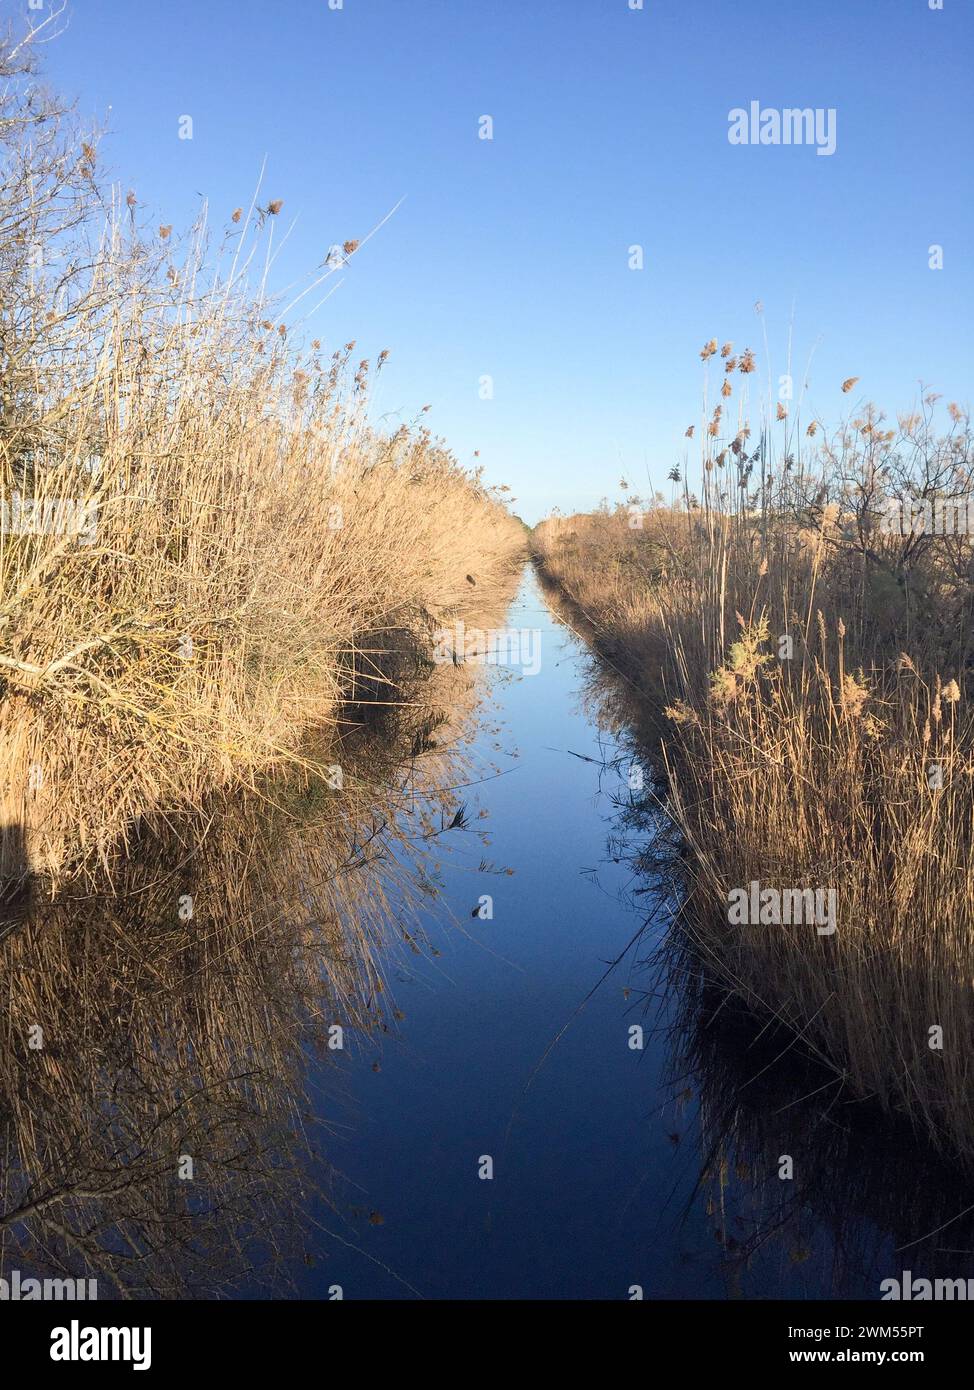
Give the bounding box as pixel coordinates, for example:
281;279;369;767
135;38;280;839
570;604;974;1300
662;971;974;1298
3;563;974;1300
0;585;511;1299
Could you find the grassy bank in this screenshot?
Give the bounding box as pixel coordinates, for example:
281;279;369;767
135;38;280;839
534;344;974;1158
0;33;525;886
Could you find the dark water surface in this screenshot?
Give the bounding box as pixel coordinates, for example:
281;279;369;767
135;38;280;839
298;568;707;1300
288;568;974;1301
6;566;974;1301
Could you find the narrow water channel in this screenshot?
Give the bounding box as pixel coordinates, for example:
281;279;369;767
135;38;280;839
290;567;974;1301
5;566;973;1302
298;566;703;1300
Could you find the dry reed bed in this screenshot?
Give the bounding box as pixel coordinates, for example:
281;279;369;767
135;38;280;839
0;30;525;886
534;346;974;1160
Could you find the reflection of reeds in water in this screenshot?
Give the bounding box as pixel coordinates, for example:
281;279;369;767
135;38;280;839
576;653;974;1297
662;955;974;1298
0;575;520;1297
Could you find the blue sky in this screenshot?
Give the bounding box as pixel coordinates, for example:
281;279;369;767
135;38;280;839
36;0;974;522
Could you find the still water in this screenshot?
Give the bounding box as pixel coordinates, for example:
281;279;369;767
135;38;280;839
290;568;974;1301
4;565;974;1300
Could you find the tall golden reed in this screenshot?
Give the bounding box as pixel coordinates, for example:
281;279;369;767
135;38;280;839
0;28;525;885
535;343;974;1159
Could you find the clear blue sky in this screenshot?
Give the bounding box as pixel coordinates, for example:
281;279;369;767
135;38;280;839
36;0;974;523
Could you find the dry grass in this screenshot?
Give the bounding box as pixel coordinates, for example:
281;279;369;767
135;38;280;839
0;30;525;887
535;346;974;1160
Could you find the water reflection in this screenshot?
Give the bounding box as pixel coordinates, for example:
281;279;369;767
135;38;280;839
5;564;973;1301
0;587;513;1298
667;971;974;1298
571;613;974;1300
